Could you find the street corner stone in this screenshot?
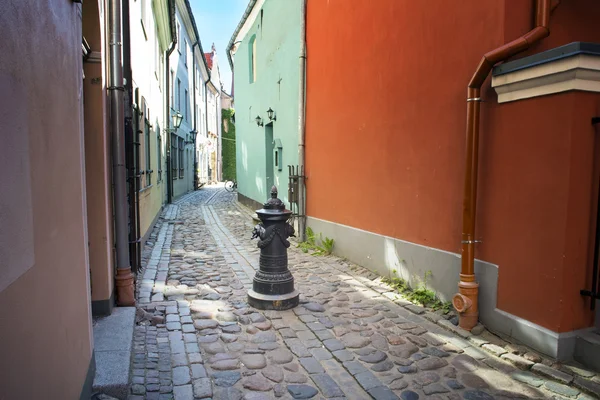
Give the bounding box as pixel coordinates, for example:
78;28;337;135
423;383;450;395
299;357;325;374
531;363;573;384
470;324;486;336
280;328;298;338
173;384;193;400
397;365;417;374
461;373;489;389
246;326;259;334
404;304;426;315
211;359;241;370
192;378;212;399
387;335;406;345
258;342;279;351
359;349;387;364
310;347;332;361
310;373;345;398
446;379;465;390
303;302;326;312
413;371;440;386
268;348;294;364
368;385;400;400
220;333;238;343
422;347;450;358
285;372;309;384
354;370;383;391
193;319;219;331
191;364;208;379
400;390;419;400
341;332;371;348
332;349;354;362
462;390;495;400
405;335;427;348
451;354;480;372
510;371;544;387
389;343;419;359
388;378;408;390
323;338;345;352
416;357;448;371
371;359;395;372
482;343;507;357
213;387;244;400
343;360;368;375
254;321;273;331
573;376;600;398
212;371;242;387
251;331;277;344
287;384;319;399
222;324;242;334
544;380;580;398
243;374;274;391
261;365;284;383
500;353;534;370
172;366;191;386
241;353;267;369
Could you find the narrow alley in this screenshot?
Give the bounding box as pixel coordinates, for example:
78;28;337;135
129;187;599;400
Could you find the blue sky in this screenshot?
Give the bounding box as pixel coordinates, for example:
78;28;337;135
190;0;248;94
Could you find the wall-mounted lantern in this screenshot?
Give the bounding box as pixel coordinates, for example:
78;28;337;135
267;107;276;121
255;115;264;127
172;111;183;130
165;111;183;133
185;130;197;145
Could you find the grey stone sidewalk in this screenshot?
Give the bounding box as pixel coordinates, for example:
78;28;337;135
130;186;600;400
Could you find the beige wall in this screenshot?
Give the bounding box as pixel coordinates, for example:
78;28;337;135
0;1;94;398
84;0;115;305
130;0;168;238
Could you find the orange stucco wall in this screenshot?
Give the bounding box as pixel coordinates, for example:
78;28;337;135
306;0;600;332
0;1;93;398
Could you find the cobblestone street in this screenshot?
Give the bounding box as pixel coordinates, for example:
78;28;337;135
130;186;600;400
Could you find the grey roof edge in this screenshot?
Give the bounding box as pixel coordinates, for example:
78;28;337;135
493;42;600;76
226;0;258;70
182;0;210;78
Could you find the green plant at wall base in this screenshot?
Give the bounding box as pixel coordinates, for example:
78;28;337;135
221;108;236;181
382;270;452;312
298;227;334;256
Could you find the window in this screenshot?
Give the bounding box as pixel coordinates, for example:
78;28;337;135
184;89;188;121
143;101;152;187
184;39;188;68
157;124;162;183
171;133;178;179
170;70;174;108
176;21;181;52
249;35;257;83
178;137;184;178
177;79;181;110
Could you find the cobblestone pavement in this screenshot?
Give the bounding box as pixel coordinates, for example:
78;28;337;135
130;186;600;400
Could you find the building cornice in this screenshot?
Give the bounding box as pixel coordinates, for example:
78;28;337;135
492;42;600;103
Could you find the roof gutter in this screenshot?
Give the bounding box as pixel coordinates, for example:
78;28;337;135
225;0;258;70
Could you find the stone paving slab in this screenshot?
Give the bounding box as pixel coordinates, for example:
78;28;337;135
130;187;600;400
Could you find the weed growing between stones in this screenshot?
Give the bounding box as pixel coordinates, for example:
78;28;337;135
298;227;334;256
383;270;452;313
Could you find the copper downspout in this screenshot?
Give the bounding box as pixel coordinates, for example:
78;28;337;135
453;0;556;330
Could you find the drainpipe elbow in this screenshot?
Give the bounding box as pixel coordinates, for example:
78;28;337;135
524;26;550;45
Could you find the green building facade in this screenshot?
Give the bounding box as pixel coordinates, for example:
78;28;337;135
228;0;302;207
